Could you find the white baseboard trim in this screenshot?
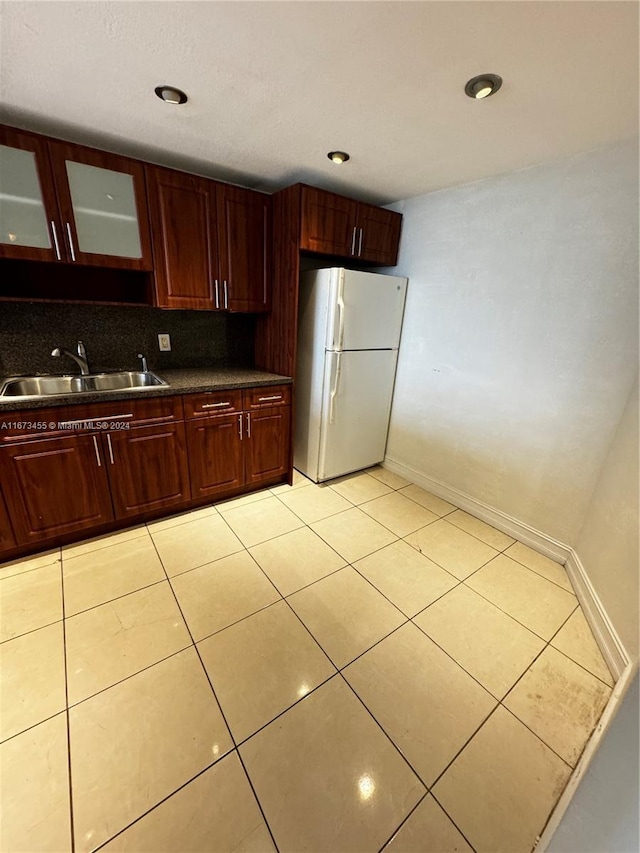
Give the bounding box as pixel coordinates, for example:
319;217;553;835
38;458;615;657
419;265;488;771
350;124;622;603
564;550;629;680
383;456;572;563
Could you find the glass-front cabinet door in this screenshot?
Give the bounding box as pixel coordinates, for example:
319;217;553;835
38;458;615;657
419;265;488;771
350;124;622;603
0;127;65;262
48;141;153;270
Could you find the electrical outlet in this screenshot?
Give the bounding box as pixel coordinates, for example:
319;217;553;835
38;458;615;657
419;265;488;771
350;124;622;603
158;333;171;352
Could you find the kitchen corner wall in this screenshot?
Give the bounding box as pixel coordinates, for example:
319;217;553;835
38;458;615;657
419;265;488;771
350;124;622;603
385;138;639;546
0;302;255;376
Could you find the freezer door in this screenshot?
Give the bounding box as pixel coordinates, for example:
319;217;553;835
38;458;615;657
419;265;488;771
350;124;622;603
318;348;399;481
327;268;407;351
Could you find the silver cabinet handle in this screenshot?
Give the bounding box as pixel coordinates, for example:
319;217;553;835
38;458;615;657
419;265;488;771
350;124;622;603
238;413;243;439
92;435;102;467
202;401;230;409
258;394;282;402
246;412;251;437
106;433;114;465
214;279;220;309
223;280;229;309
358;227;364;257
50;221;61;260
351;225;357;255
66;222;76;261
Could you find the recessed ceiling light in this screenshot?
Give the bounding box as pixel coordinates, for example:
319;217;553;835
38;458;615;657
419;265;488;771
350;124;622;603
464;74;502;99
155;85;188;105
327;151;350;164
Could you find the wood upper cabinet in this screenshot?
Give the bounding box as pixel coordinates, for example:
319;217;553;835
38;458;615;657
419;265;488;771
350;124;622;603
0;126;64;263
244;406;290;485
299;185;401;266
300;187;357;257
47;141;153;270
217;184;270;312
0;434;114;545
0;486;17;551
186;414;244;499
147;166;217;310
102;422;190;518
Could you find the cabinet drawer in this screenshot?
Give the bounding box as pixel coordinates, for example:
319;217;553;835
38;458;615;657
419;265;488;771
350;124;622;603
183;389;243;419
0;395;184;442
243;385;291;409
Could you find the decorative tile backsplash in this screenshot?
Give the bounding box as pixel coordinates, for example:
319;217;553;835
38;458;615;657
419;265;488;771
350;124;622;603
0;302;256;376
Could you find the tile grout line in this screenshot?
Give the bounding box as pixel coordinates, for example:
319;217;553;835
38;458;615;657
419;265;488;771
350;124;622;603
59;557;77;853
374;790;430;853
147;526;282;853
429;790;479;853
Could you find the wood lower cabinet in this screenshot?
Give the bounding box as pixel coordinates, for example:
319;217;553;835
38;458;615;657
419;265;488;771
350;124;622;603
244;407;290;485
103;422;190;518
187;414;244;499
0;487;17;551
0;434;114;545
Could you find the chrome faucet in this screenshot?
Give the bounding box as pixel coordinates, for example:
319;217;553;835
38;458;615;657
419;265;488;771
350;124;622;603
51;341;91;375
137;353;148;372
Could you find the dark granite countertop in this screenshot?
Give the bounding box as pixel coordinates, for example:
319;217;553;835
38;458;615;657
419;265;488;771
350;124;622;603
0;367;292;412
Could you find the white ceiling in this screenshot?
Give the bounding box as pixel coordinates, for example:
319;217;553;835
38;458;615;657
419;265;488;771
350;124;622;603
0;1;637;204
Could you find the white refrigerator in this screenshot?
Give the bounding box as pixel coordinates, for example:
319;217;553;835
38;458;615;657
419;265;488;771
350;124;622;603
294;267;408;482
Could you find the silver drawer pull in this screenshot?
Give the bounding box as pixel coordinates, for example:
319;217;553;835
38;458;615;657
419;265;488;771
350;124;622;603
92;435;102;467
58;413;133;428
201;402;231;409
106;433;115;465
246;412;251;437
257;395;282;402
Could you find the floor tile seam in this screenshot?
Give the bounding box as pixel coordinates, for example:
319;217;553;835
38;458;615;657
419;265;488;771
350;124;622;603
216;500;307;549
0;706;69;748
356;502;443;539
527;602;614;688
408;617;515;703
232;671;341;749
234;747;281;853
193;596;287;646
443;515;517;554
496;702;575;770
406;575;467;620
63;577;168;622
403;537;498;585
59;558;77;853
412;576;550;645
147;533;241;754
266;488;358;533
348;562;425;621
502;552;576;594
375;790;430;853
65;641;195;712
396;490;459;518
428;791;479;853
61;533;151;565
458;574;573;642
336;669;432;794
302;521;401;567
278;563;348;599
90;749;241;853
1;614;65;646
156;543;248;582
0;556;62;582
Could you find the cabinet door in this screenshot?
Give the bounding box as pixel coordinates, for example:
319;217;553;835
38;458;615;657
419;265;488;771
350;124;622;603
0;435;114;545
0;486;17;552
147;166;218;310
300;187;357;256
48;141;153;270
355;203;402;265
103;422;190;518
218;185;270;312
244;407;290;486
186;414;244;499
0;127;65;263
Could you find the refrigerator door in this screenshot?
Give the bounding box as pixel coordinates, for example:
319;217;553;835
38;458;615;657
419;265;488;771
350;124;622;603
326;268;407;351
318;348;399;481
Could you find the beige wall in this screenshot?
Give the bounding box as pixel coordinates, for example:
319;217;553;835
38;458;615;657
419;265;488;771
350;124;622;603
386;140;639;545
574;378;639;660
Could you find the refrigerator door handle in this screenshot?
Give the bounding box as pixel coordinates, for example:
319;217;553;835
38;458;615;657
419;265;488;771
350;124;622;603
336;272;346;350
329;352;343;425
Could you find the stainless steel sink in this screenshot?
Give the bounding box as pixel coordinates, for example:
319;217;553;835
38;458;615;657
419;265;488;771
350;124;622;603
0;371;167;399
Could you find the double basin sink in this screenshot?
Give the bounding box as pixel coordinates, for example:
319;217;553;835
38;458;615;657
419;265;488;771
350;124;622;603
0;371;167;400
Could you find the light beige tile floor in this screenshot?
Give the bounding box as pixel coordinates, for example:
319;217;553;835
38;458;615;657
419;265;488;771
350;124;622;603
0;467;613;852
